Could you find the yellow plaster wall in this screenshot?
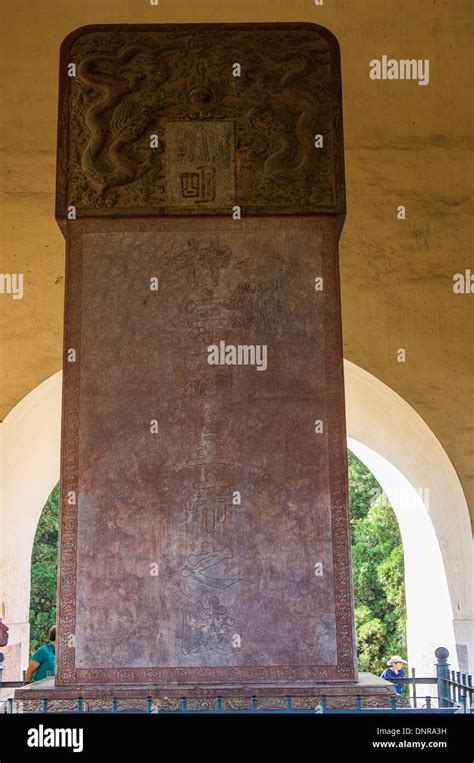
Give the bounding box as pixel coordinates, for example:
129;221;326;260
1;0;472;518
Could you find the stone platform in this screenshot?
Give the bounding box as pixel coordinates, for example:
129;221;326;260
14;673;398;712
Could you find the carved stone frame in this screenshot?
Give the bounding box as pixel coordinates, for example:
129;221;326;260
56;23;345;229
56;216;356;687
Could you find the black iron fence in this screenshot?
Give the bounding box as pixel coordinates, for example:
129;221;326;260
1;646;472;714
382;647;473;714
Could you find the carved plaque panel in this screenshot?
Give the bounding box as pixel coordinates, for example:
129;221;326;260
56;23;345;221
165;122;235;207
56;216;356;686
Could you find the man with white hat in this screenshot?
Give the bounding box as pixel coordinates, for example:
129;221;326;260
380;655;408;696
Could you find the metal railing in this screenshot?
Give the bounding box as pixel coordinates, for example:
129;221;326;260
1;646;472;714
369;647;472;714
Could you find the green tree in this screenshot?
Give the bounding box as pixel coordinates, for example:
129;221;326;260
348;450;379;525
29;483;59;652
348;450;407;673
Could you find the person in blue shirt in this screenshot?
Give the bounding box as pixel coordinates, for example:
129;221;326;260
25;625;56;683
380;654;408;695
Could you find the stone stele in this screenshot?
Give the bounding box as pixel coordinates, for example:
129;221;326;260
16;23;396;709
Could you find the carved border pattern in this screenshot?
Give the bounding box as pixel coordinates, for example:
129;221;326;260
324;229;357;679
56;222;83;683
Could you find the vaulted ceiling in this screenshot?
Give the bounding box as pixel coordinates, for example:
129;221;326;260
1;0;472;518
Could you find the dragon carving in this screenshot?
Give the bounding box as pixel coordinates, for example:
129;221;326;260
65;28;340;212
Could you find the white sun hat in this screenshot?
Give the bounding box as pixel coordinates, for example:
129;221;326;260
387;655;408;666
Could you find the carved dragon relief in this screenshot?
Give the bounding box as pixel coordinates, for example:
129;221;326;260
62;26;344;215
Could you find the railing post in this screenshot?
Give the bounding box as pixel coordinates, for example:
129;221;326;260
411;666;417;708
435;646;451;708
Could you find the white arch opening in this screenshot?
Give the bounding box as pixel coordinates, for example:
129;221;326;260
0;364;472;680
345;359;473;676
348;437;455;677
0;372;61;679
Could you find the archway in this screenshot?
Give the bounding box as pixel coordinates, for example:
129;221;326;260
0;364;471;678
29;483;59;655
348;449;407;674
0;373;61;678
345;360;473;676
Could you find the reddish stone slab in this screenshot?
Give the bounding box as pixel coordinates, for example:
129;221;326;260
51;23;356;693
56;217;356;687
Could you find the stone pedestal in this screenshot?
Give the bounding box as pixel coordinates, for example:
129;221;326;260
15;674;398;712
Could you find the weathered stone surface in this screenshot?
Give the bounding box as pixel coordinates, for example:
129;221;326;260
56;23;345;221
50;23;357;693
55;216;355;687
